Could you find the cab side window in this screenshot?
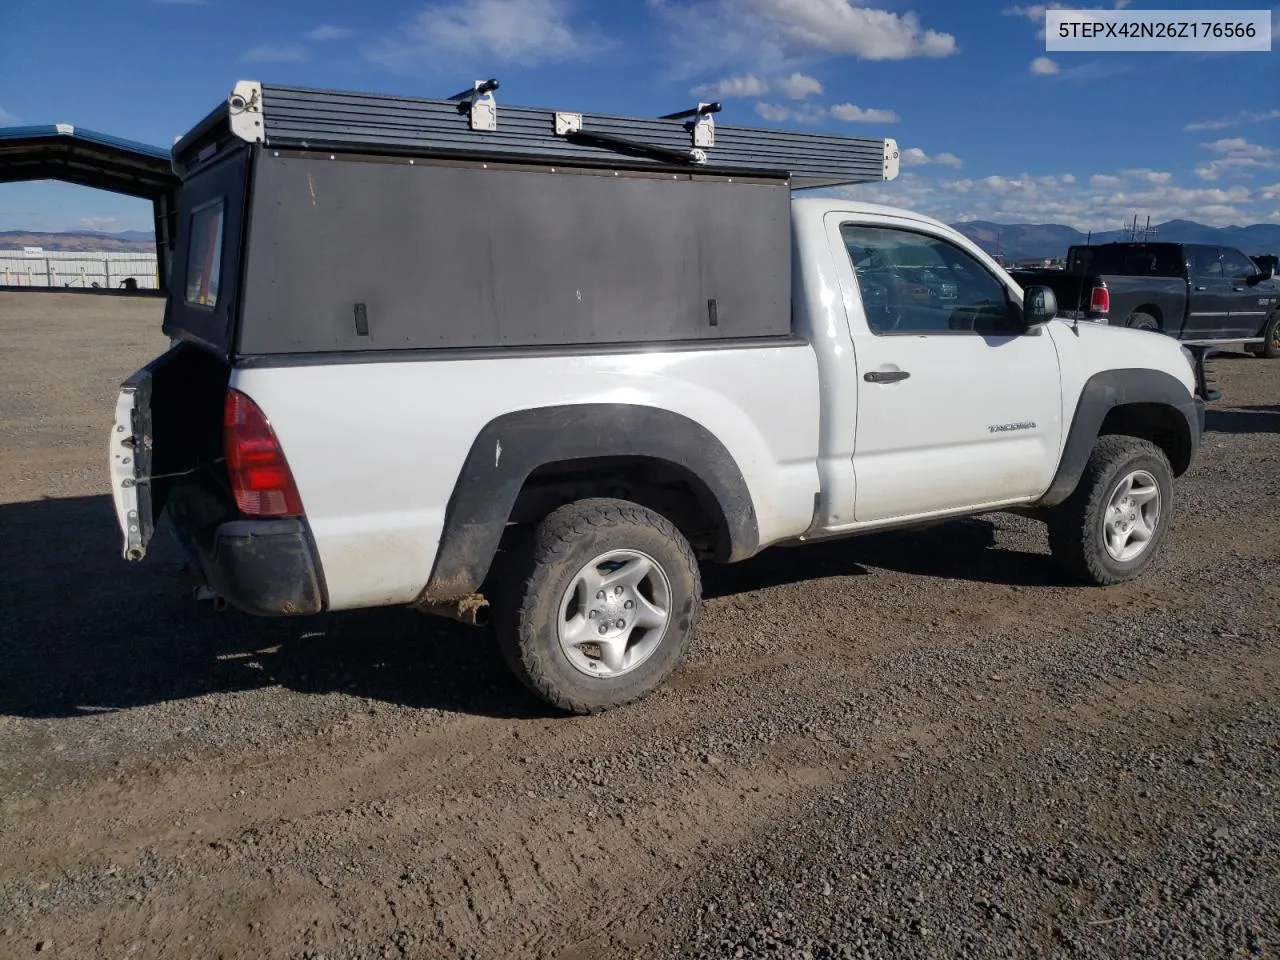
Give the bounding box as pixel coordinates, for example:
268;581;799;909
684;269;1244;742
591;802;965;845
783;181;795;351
841;224;1022;335
1220;248;1258;280
1189;246;1223;278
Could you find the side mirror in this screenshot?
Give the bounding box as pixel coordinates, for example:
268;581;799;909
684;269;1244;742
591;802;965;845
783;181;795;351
1022;284;1058;326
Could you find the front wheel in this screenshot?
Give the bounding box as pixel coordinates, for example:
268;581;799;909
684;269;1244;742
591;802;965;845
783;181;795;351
1258;312;1280;359
1046;436;1175;586
494;498;702;714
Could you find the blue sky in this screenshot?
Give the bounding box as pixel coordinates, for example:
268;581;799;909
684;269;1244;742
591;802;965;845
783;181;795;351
1;0;1276;232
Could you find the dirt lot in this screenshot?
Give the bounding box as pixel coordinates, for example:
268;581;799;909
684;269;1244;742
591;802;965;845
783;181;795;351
0;290;1277;960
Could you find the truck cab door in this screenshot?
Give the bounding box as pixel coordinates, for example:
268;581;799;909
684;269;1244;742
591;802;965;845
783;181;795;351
1220;247;1279;339
1184;246;1234;339
828;215;1063;524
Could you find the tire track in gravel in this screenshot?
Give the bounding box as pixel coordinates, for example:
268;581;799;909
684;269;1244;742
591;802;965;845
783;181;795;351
5;596;1273;958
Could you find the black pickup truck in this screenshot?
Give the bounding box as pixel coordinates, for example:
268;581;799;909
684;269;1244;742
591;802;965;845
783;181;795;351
1011;241;1280;358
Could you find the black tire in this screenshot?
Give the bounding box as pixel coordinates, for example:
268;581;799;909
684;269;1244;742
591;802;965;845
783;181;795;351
493;497;702;714
1046;436;1175;586
1260;312;1280;359
1125;311;1160;332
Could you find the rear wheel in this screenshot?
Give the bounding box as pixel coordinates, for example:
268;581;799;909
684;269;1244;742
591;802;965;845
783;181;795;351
1047;436;1174;586
1259;312;1280;359
494;498;702;714
1125;311;1160;332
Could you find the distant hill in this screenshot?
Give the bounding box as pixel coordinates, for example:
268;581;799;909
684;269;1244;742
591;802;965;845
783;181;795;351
950;220;1280;263
0;229;155;252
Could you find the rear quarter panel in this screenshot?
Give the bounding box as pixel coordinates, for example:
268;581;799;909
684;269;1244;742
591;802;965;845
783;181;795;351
1101;276;1188;334
231;347;821;611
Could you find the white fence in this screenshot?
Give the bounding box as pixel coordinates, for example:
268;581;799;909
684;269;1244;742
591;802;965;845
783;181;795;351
0;250;159;290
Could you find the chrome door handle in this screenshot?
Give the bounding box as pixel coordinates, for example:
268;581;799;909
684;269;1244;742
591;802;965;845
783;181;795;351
1194;285;1208;291
864;370;911;384
1232;287;1245;292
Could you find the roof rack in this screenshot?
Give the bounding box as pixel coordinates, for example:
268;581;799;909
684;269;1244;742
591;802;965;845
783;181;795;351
195;79;899;189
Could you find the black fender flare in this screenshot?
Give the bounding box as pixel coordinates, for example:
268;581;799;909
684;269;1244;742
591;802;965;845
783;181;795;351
420;403;760;603
1036;368;1203;508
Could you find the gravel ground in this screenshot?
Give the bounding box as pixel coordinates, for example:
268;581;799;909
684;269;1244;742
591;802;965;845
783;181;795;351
0;291;1276;959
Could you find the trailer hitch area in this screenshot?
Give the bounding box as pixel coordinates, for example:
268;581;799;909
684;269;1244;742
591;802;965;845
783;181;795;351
178;564;229;611
420;593;491;628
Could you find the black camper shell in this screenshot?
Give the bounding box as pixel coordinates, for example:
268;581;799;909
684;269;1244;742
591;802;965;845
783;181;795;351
162;81;900;365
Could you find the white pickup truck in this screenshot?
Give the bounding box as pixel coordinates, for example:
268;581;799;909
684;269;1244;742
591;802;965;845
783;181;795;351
110;82;1208;713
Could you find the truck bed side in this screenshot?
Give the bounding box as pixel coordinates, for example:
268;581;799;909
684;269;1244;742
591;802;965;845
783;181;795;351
230;345;822;611
1097;275;1188;334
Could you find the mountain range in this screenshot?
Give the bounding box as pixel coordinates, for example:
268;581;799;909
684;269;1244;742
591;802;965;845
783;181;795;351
0;229;156;252
4;220;1280;263
950;220;1280;263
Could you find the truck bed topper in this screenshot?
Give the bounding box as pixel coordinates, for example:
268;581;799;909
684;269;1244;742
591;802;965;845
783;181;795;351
173;79;901;188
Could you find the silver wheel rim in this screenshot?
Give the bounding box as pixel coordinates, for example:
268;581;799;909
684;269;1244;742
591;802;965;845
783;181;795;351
1103;469;1161;563
556;549;673;679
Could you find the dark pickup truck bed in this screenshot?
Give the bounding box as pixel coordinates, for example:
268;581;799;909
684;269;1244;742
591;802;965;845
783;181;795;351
1011;241;1280;357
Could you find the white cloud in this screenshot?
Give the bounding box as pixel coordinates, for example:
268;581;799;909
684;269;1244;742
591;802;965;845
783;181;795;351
778;72;824;99
755;102;792;122
1196;138;1280;180
1090;174;1122;187
1184;108;1280;132
751;0;958;59
243;44;309;62
1121;169;1174;184
835;169;1269;232
651;0;956;78
1184;118;1235;132
1261;183;1280;201
80;217;119;231
692;74;770;98
1030;56;1059;75
0;104;15;125
1003;3;1131;39
894;147;963;168
1203;137;1275;158
830;102;899;123
756;100;900;124
308;25;354;41
755;102;830;124
368;0;605;70
691;70;821;101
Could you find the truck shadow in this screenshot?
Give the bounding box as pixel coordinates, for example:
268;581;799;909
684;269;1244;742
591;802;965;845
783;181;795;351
704;517;1065;599
1205;404;1280;435
0;495;1059;721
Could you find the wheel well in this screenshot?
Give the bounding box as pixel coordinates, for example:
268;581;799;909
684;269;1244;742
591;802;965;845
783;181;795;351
506;456;730;560
1098;403;1192;475
1131;305;1162;326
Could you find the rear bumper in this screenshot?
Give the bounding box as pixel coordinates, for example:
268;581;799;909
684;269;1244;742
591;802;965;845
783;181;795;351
204;519;326;617
166;482;326;616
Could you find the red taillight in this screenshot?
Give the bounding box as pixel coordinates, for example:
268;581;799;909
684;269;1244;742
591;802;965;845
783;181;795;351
1090;285;1110;315
223;389;304;517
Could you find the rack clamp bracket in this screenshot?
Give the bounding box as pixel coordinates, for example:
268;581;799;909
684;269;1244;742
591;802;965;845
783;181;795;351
449;79;499;132
660;101;721;150
228;80;265;143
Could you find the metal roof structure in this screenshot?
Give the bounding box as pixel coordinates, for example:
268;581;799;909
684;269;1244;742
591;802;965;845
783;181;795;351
0;124;176;196
0;124;179;290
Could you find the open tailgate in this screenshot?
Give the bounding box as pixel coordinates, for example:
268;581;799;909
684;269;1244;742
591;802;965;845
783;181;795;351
109;362;160;561
109;344;230;561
